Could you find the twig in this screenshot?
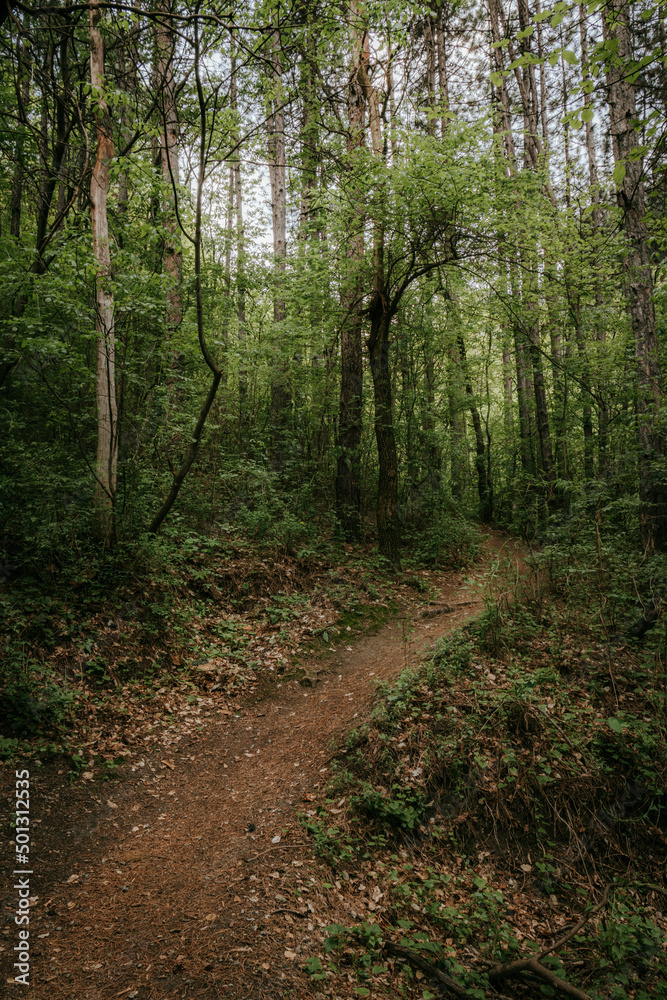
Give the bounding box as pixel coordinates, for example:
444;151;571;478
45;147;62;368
488;956;591;1000
538;884;612;959
383;940;476;998
488;885;613;1000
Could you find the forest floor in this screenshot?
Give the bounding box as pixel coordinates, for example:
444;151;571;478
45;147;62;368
2;527;666;1000
0;529;519;999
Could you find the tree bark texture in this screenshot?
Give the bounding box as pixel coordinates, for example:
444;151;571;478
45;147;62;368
368;304;401;566
604;0;666;550
156;0;182;332
89;0;118;542
335;17;366;540
457;332;493;521
357;47;401;566
267;27;290;473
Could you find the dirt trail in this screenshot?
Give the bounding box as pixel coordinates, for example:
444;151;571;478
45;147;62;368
2;530;523;999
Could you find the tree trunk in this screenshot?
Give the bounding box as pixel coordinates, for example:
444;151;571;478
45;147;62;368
423;349;441;493
156;0;182;332
526;318;555;487
448;338;467;500
604;0;666;550
89;0;118;542
368;304;401;566
10;41;30;239
148;18;222;534
435;5;450;138
357;51;400;566
579;5;608;473
458;332;493;522
423;13;436;136
230;37;248;446
335;14;366;540
266;26;290;473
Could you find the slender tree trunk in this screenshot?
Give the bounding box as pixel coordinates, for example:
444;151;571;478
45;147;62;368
368;304;401;566
230;37;248;446
423;347;441;493
89;0;118;542
604;0;666;550
399;330;419;505
116;21;137;223
423;13;436;136
299;16;318;239
458;332;492;521
526;317;555;487
10;41;30;239
579;5;601;226
357;51;401;566
266;26;290;473
572;298;595;479
156;0;182;332
448;338;467;499
435;5;450;138
580;4;608;471
148;19;222;534
512;297;536;478
335;11;367;540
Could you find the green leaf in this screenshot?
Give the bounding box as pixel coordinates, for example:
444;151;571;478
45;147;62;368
562;49;578;65
354;990;370;997
608;717;625;733
581;107;594;122
613;161;626;186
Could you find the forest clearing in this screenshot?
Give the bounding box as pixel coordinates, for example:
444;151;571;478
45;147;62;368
1;0;667;996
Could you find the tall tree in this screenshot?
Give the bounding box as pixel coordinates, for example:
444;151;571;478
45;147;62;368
89;0;118;541
335;8;366;540
603;0;666;551
266;24;290;473
156;0;183;333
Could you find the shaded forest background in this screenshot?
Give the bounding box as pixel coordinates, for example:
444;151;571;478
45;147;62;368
1;0;665;564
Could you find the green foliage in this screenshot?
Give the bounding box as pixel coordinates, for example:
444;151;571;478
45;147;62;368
404;504;482;569
351;783;428;832
0;660;74;737
300;814;356;869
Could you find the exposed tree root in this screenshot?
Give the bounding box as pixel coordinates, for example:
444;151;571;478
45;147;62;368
383;888;612;1000
383;940;477;997
488;956;591;999
488;885;612;1000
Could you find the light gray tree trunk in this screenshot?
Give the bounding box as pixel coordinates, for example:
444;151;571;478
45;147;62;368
89;0;118;542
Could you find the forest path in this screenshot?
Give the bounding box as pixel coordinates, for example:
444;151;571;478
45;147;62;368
14;529;523;1000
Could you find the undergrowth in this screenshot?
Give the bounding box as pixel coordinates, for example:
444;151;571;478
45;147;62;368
301;537;667;999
